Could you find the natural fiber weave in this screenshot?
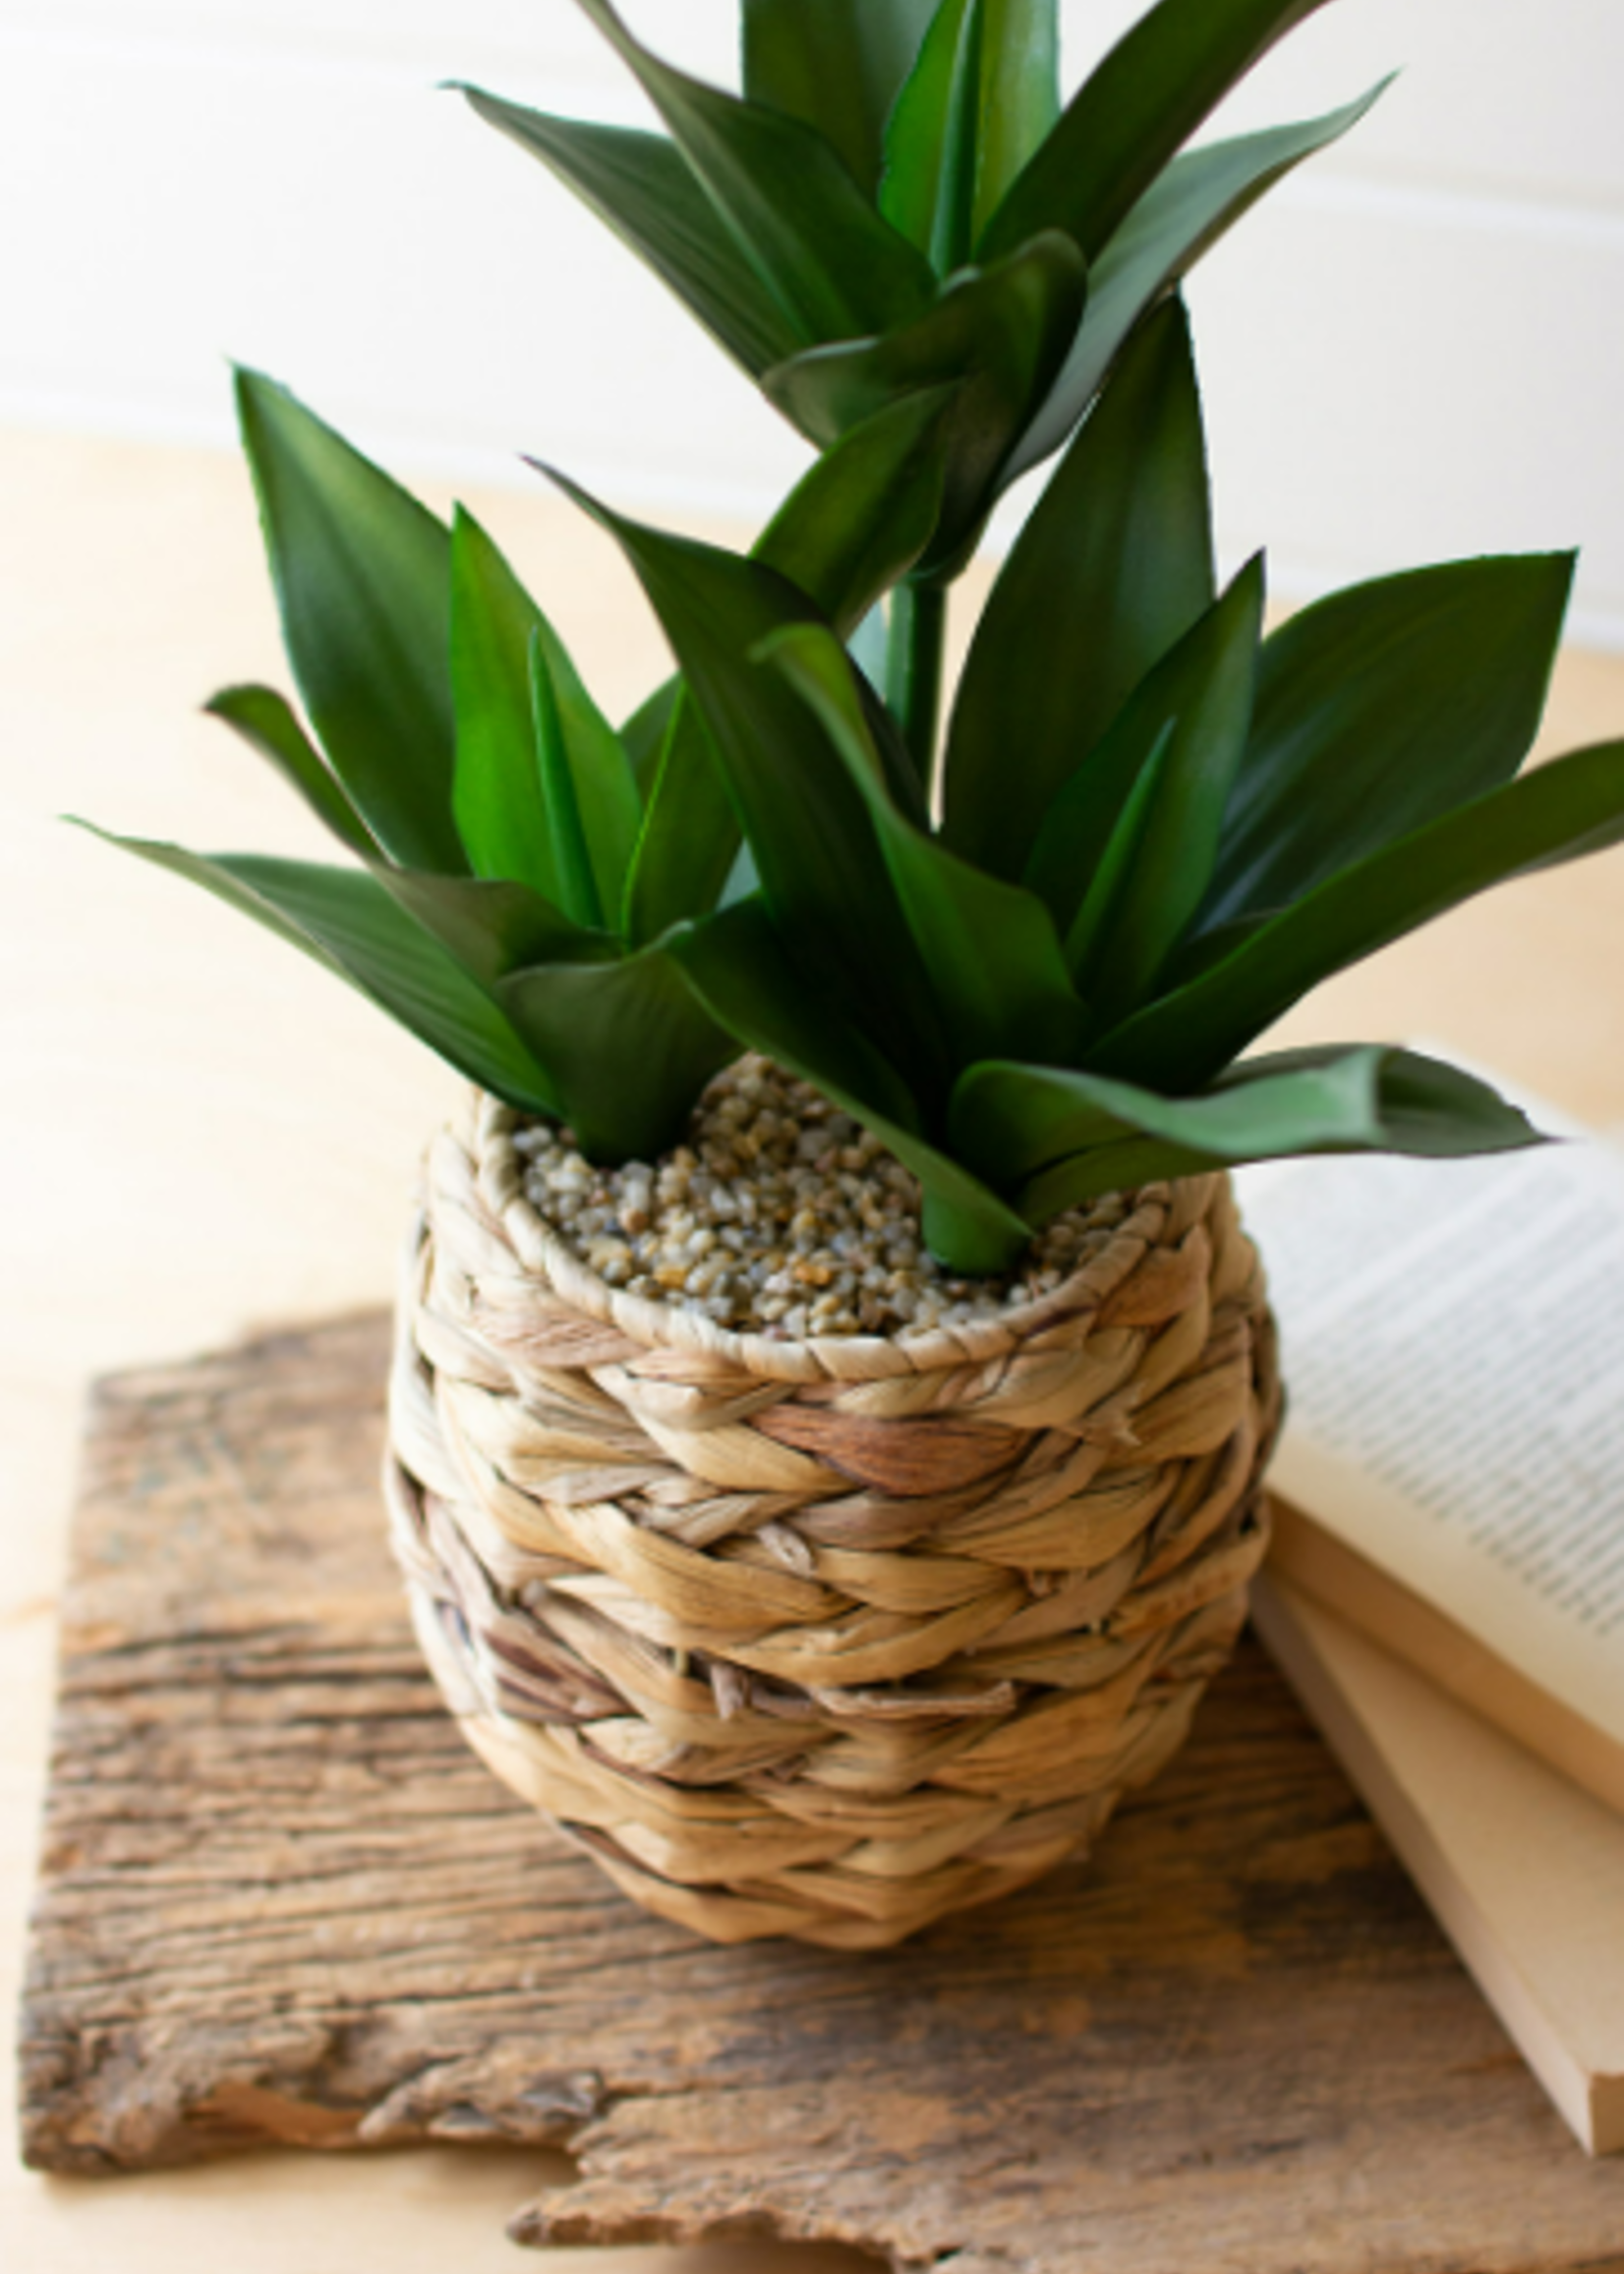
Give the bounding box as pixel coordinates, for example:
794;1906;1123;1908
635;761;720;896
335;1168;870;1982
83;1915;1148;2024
386;1088;1281;1950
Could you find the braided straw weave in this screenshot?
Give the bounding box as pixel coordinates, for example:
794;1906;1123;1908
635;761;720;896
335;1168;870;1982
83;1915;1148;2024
385;1089;1280;1950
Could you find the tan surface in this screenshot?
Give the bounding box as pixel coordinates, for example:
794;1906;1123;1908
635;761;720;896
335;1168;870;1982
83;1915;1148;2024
4;423;1624;2263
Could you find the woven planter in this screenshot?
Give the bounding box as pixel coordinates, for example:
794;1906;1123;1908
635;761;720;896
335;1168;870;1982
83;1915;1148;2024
385;1088;1281;1950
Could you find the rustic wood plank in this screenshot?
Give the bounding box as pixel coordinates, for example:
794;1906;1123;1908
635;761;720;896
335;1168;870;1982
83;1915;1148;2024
20;1310;1624;2269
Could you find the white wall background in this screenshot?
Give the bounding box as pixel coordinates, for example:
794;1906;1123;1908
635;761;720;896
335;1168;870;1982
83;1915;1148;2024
5;0;1623;642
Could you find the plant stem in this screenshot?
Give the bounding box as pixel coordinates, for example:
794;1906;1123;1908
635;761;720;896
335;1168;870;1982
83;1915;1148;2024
887;578;948;802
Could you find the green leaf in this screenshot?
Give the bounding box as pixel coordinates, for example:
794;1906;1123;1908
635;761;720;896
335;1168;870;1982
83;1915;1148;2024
1201;553;1576;926
740;0;938;199
530;625;643;931
449;506;640;924
620;387;953;947
1094;737;1624;1089
881;0;1061;262
449;508;556;898
569;0;933;348
1006;83;1386;485
1061;558;1263;1017
973;1;1062;242
377;871;611;989
457;91;800;377
978;0;1335;263
671;897;1034;1274
764;232;1086;571
497;936;734;1163
203;684;379;858
759;621;1086;1070
548;475;946;1098
941;294;1213;878
1009;1047;1543;1220
881;0;985;272
77;827;560;1112
232;370;465;874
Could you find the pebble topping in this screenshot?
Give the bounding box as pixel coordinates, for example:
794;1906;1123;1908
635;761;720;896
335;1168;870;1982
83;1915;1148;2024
514;1056;1131;1340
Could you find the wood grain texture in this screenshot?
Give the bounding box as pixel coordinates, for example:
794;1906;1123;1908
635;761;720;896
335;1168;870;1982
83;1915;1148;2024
20;1310;1624;2271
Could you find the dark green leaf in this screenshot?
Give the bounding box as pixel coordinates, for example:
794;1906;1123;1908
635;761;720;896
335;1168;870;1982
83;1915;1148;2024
1201;553;1575;925
1094;737;1624;1088
1011;1047;1542;1219
880;0;984;271
973;1;1062;242
759;621;1086;1069
377;871;611;988
546;474;945;1096
457;90;799;377
203;683;379;858
941;295;1213;877
764;233;1086;570
77;827;559;1111
497;936;733;1162
1006;83;1385;484
570;0;933;347
1062;558;1263;1016
620;387;952;947
671;897;1033;1273
978;0;1335;263
233;370;464;874
741;0;938;199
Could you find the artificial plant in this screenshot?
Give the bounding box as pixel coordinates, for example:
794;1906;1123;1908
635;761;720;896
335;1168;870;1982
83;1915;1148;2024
87;0;1624;1271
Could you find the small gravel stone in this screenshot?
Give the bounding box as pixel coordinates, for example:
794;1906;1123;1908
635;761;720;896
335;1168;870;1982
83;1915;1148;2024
517;1056;1126;1341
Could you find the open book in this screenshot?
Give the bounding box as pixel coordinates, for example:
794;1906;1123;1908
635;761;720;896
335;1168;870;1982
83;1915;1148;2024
1237;1097;1624;1818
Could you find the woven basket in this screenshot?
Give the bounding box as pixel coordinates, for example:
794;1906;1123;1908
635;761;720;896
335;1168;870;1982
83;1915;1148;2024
385;1088;1280;1951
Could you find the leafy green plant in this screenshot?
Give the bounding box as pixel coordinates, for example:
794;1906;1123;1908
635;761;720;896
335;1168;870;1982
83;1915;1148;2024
87;0;1624;1272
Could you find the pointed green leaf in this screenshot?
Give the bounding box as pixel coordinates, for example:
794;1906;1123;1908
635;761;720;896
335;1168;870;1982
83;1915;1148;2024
450;506;641;923
233;370;464;874
942;295;1213;877
1062;559;1263;1016
532;623;641;926
569;0;933;348
741;0;938;199
974;1;1062;242
1006;83;1386;484
547;476;946;1097
764;232;1086;570
449;508;557;898
881;0;984;271
882;0;1061;262
1011;1048;1542;1220
78;828;560;1112
378;870;610;991
458;91;800;377
1201;553;1576;926
204;684;380;858
497;937;733;1163
759;621;1086;1070
621;387;954;948
979;0;1335;263
671;897;1033;1274
1094;737;1624;1089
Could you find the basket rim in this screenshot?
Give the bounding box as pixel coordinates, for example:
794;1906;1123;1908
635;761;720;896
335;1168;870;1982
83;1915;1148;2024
449;1086;1230;1387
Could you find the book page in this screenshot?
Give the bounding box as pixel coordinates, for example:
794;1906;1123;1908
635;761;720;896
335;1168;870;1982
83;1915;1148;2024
1252;1575;1624;2155
1238;1097;1624;1745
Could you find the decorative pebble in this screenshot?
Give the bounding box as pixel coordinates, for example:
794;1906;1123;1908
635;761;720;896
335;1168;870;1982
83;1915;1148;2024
514;1057;1129;1340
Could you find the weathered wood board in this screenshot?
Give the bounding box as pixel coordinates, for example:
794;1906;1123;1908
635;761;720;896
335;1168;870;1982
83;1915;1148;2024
20;1312;1624;2271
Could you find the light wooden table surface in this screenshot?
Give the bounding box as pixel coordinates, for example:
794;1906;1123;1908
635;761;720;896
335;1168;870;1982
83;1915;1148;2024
4;423;1623;2269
